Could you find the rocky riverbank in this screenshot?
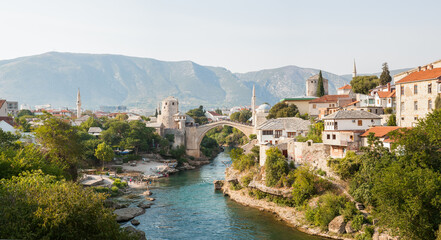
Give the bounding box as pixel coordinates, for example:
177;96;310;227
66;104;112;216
220;167;398;240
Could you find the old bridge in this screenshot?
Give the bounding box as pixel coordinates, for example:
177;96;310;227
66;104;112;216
185;120;255;158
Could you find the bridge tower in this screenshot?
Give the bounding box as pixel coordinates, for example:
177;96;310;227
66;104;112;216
158;96;179;129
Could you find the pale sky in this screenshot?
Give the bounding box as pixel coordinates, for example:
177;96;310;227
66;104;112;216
0;0;440;74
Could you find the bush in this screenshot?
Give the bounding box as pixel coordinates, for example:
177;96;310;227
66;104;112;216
316;169;326;176
116;167;123;174
111;186;119;193
112;178;128;189
265;147;289;187
355;225;375;240
352;214;365;231
305;193;349;230
241;174;253;187
327;151;360;180
249;134;257;140
341;202;358;221
384;107;393;114
232;154;256;172
292;166;316;206
229;181;242;191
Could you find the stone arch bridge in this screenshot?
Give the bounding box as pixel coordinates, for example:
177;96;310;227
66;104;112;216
185;120;255;158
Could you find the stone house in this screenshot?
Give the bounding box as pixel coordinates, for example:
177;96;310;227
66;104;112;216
256;117;310;145
360;126;402;150
280;97;317;115
306;74;329;97
322;110;382;158
395;60;441;127
308;95;353;118
337;84;352;95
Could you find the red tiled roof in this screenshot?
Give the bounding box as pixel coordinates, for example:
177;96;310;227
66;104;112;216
343;100;359;107
387;90;396;98
208;111;221;116
377;91;393;98
338;84;352;90
395;68;441;84
360;126;401;138
309;95;349;103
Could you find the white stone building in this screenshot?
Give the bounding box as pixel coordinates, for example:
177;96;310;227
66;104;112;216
256;117;310;145
322;110;382;158
395;60;441;127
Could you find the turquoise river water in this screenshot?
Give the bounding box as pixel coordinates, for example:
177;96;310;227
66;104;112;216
132;151;327;240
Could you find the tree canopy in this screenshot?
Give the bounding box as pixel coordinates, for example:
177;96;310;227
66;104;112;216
186;105;208;125
379;62;392;86
350;75;379;94
266;102;299;119
230;109;252;123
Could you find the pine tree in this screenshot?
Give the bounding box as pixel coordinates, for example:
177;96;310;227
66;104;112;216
379;62;392;85
317;70;325;97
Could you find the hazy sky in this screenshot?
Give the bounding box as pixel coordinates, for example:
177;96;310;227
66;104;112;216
0;0;440;74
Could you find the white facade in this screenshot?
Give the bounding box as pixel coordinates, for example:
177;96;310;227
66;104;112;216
158;96;179;129
256;117;310;145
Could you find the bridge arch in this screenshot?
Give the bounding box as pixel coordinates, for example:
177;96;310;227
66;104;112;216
185;120;255;158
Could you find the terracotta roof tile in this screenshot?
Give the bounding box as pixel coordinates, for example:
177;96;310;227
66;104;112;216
387;90;396;98
338;84;352;90
395;68;441;84
377;91;393;98
343;100;359;107
360;126;401;137
309;95;349;103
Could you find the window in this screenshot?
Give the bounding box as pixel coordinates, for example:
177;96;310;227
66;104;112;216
429;99;432;110
327;134;330;139
332;134;336;140
414;84;418;94
414;101;418;111
287;132;296;138
401;102;404;112
371;119;374;123
388;99;391;104
263;130;273;135
313;104;316;109
414;116;418;121
350;135;354;141
358;120;362;126
401;117;404;120
401;86;404;95
369;99;374;105
274;130;282;138
428;83;432;94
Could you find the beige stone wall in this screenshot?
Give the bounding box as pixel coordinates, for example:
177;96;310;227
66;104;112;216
396;79;439;127
284;100;310;115
290;141;332;174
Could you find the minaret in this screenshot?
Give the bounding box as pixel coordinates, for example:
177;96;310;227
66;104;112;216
76;88;81;118
251;85;256;127
352;59;357;78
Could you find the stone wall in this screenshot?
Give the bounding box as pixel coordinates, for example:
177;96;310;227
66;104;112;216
164;128;186;148
290;141;333;174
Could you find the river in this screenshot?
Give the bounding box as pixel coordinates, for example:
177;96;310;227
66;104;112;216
133;151;326;240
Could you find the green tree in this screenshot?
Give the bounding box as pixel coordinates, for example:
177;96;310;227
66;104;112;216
17;109;33;118
186;105;208;125
267;102;299;119
215;108;223;115
317;70;325;97
34;117;84;181
350;75;379;94
387;114;396;126
95;142;114;170
436;94;441;109
0;171;136;240
265;147;288;187
80;116;102;131
231;109;252;123
379;62;392;85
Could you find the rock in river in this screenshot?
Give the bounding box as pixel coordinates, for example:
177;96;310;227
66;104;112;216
137;201;153;209
131;219;140;226
123;226;146;240
114;207;145;222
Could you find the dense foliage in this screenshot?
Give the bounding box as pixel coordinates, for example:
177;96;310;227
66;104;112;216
297;121;323;143
329;110;441;239
186;105;208;125
201;126;247;157
264;147;289;187
266;102;299;119
230;147;258;172
350;75;379;94
230;109;252;123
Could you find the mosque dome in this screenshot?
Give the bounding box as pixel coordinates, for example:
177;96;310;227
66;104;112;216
256;103;271;113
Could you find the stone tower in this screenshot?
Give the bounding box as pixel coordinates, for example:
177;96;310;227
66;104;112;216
251;85;256;127
158;96;179;129
76;88;81;118
353;59;357;78
306;74;329;97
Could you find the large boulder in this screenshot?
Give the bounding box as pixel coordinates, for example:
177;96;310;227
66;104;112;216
213;180;224;190
123;226;146;240
345;221;355;234
114;207;146;222
328;215;346;234
137;201;153;209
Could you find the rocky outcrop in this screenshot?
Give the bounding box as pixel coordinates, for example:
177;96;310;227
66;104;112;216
145;197;156;201
213;180;224;190
328;215;346;234
345;221;355;234
137;201;153;209
248;181;292;198
114;207;146;222
123;226;146;240
131;219;140;226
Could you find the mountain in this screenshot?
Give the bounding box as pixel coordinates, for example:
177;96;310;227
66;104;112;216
0;52;403;111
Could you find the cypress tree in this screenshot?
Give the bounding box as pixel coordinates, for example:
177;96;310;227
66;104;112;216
379;62;392;85
316;70;325;97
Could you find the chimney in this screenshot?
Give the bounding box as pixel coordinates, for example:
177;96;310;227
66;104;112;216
418;66;422;71
429;64;433;70
387;82;391;92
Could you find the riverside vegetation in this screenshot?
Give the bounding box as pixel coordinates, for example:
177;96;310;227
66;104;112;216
226;109;441;240
0;111;197;239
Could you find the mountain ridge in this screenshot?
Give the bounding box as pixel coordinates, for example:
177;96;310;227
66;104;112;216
0;52;405;111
